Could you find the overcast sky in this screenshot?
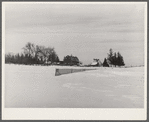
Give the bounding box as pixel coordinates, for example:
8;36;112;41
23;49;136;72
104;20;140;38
4;2;146;66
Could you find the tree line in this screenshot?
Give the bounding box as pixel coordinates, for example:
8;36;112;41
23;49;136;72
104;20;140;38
5;42;59;65
5;42;81;66
5;42;125;67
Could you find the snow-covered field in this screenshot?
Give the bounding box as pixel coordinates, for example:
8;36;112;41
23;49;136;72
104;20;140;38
4;64;144;108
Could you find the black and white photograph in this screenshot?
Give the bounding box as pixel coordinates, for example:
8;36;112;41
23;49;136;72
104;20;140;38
2;2;147;120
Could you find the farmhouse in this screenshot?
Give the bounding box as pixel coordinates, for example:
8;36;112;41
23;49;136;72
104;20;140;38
90;59;102;67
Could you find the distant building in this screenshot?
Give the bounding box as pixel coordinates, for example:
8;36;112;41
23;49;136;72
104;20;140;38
90;59;102;67
58;61;64;65
36;51;47;64
63;55;80;66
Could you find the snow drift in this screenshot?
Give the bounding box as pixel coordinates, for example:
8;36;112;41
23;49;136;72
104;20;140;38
4;64;144;108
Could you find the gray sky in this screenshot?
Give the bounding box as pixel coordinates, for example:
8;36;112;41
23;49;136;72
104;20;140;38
4;2;146;66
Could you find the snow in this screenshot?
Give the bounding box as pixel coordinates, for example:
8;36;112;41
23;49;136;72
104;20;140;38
4;64;144;108
91;62;98;65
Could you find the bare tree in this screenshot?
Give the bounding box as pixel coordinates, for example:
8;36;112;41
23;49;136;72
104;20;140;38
22;42;36;58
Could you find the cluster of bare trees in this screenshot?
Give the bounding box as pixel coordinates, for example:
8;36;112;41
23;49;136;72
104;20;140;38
5;42;59;65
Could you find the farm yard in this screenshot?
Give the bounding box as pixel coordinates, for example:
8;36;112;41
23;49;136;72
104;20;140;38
5;64;144;108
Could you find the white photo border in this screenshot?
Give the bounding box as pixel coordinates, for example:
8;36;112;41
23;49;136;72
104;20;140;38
2;2;147;120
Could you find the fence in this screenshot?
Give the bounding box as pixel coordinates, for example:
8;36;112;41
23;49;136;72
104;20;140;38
55;68;96;76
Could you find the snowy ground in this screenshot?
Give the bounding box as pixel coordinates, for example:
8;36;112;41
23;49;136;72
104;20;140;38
4;64;144;108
